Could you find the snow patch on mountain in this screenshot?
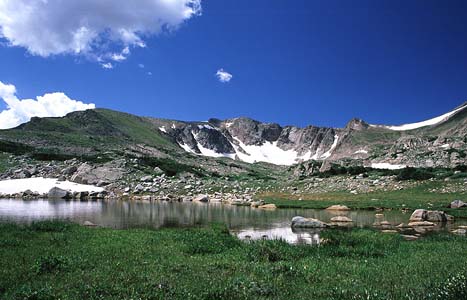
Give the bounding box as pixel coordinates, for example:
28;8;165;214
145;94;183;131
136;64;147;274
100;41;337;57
0;178;103;194
232;137;299;165
196;142;236;159
371;163;406;170
178;142;196;154
197;124;215;130
231;137;316;165
371;104;466;131
320;135;339;159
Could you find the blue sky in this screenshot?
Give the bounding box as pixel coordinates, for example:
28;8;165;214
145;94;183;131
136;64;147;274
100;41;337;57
0;0;466;128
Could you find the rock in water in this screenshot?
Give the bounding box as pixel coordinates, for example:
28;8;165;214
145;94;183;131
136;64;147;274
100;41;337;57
409;209;454;222
48;187;71;199
408;221;435;227
291;216;328;228
250;200;265;208
194;194;209;202
450;200;467;209
326;205;351;211
330;216;353;222
258;204;277;210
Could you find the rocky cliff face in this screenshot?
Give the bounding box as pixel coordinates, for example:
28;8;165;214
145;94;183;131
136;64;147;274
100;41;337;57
151;117;341;165
151;103;467;168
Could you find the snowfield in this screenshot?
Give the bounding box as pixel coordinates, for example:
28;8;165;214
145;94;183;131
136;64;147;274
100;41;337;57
0;178;103;195
371;103;466;131
371;163;407;170
320;135;339;159
232;137;303;165
178;132;340;166
354;149;368;154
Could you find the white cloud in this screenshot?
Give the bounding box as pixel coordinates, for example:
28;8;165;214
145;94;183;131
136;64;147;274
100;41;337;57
101;62;114;69
216;68;233;83
0;81;95;129
0;0;202;64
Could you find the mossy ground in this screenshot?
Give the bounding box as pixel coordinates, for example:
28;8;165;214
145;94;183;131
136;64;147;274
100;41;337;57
0;221;466;300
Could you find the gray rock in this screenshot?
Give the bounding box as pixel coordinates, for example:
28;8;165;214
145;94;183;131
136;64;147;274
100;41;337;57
61;166;77;175
48;187;71;199
140;175;153;182
193;194;209;202
330;216;353;222
22;189;35;196
153;167;164;175
450;200;467;209
409;209;454;222
291;216;328;228
134;184;144;193
71;162;124;185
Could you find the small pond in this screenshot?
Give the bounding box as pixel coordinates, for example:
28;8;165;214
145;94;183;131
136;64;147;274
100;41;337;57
0;199;464;244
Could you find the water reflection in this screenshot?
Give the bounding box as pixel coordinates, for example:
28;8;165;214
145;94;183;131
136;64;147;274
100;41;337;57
0;199;464;244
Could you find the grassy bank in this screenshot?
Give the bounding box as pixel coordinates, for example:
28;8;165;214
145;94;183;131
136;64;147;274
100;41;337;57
0;222;466;300
260;182;467;218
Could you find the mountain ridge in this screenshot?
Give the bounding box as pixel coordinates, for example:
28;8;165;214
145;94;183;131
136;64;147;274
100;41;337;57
0;103;466;169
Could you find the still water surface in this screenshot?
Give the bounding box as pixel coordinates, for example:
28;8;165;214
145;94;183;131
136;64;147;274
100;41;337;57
0;199;463;244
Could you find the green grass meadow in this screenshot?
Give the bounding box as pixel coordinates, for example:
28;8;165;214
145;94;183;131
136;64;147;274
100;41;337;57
0;221;466;300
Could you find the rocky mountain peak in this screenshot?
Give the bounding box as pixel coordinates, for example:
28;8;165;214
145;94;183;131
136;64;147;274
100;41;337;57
345;118;369;131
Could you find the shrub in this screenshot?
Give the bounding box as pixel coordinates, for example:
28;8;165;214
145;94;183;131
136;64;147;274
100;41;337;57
11;284;54;300
33;255;69;275
179;225;240;255
320;229;400;258
427;272;467;300
396;167;434;181
137;156;205;177
29;221;72;233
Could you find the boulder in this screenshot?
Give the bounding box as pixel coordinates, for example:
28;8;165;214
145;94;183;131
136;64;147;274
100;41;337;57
230;200;250;206
140;175;153;182
326;205;351;211
22;189;35;196
48;187;71;199
450;200;467;209
258;204;277;210
291;216;328;228
83;221;97;227
250;200;265;208
153;167;164;175
71;162;124;185
401;235;419;241
409;209;454;222
451;229;466;235
408;221;435;227
133;184;144;193
330;216;352;222
61;166;77;175
194;194;209;202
